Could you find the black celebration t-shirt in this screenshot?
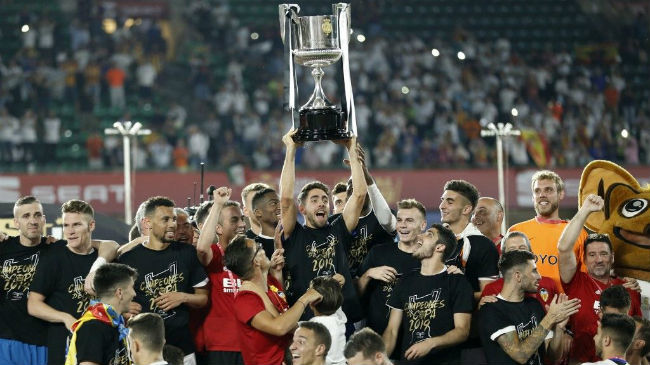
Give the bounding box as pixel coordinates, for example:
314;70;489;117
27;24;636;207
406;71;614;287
445;235;499;292
479;296;549;365
358;242;420;335
30;244;98;365
73;319;129;365
118;242;208;355
347;210;397;278
387;270;474;364
0;236;66;346
246;229;275;260
283;216;362;322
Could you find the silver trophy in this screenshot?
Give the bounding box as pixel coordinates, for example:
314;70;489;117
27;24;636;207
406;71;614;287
279;3;357;141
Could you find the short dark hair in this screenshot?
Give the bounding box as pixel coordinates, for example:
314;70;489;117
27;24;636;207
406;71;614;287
310;276;343;316
600;313;636;352
252;188;277;210
13;196;41;217
584;233;613;255
94;263;138;299
143;196;175;218
499;250;536;278
443;180;480;209
332;182;347;195
344;328;386;359
162;344;184;365
298;321;331;356
600;285;631;312
429;223;457;261
397;199;426;220
61;199;94;218
633;316;650;356
223;235;255;279
128;313;166;353
194;201;213;226
298;181;330;205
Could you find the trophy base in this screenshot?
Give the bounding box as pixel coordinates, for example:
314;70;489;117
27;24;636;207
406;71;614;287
295;108;351;142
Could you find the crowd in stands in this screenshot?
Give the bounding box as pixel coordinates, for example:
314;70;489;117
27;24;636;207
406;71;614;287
1;1;648;172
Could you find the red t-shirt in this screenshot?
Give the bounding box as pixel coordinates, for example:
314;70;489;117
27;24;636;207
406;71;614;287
492;234;504;255
234;276;290;365
563;271;642;363
481;276;559;309
201;244;242;352
105;68;125;87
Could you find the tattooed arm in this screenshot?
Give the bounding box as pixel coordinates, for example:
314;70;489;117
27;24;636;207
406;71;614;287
494;295;580;364
495;323;551;365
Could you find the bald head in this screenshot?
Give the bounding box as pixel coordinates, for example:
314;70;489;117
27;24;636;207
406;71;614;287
471;197;504;241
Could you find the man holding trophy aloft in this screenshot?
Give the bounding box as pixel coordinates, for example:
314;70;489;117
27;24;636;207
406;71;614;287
278;2;366;334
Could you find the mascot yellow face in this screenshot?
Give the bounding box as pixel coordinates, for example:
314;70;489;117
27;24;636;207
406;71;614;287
579;160;650;281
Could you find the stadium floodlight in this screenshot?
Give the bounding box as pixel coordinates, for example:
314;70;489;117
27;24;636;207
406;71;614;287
104;121;152;224
481;122;520;232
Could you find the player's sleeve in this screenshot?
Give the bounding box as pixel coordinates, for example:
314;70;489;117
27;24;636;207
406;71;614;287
234;291;266;325
282;221;304;250
475;237;500;281
451;275;475;313
479;302;515;342
28;247;57;296
73;321;112;364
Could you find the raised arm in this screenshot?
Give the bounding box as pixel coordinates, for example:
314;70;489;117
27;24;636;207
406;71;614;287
342;138;368;232
250;288;322;336
90;240;119;262
557;194;603;284
196;187;231;267
84;239;121;294
280;130;300;239
360;145;396;233
116;235;148;257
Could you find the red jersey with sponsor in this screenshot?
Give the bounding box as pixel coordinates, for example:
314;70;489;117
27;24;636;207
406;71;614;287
481;276;559;309
563;271;642;363
234;276;290;365
202;244;242;352
508;217;587;293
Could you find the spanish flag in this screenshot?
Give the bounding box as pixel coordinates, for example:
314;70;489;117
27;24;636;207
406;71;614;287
520;129;551;168
65;301;129;365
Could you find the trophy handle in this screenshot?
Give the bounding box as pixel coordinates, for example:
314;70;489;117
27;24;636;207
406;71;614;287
333;3;351;44
279;4;300;45
334;3;357;137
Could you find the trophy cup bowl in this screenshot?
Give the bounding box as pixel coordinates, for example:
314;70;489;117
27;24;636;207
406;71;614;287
291;14;350;141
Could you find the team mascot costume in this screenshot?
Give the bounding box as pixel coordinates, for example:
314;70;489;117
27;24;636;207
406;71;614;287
579;160;650;317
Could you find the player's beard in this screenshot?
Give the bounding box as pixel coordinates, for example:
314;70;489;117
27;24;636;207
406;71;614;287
534;199;558;218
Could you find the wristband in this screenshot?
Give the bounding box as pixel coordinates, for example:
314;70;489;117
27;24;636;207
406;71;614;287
559;327;574;336
89;257;107;273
